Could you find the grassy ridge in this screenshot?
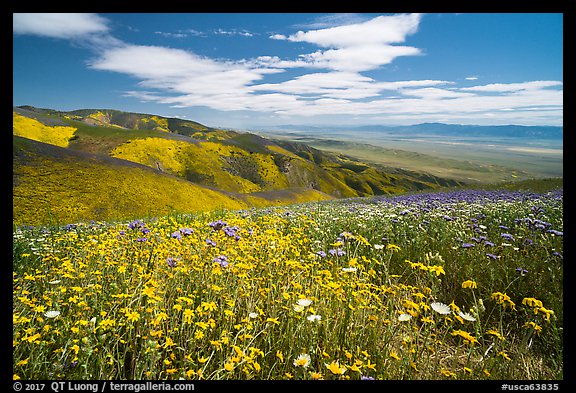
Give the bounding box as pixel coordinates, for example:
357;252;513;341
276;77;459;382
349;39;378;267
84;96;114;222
13;136;245;226
13;112;77;148
13;136;333;226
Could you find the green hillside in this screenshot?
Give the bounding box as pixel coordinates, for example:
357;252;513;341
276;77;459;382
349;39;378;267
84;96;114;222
13;105;464;225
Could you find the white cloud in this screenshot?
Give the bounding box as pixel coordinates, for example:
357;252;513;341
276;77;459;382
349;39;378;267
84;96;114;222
215;28;254;37
253;72;453;100
286;14;422;47
90;45;223;79
376;80;454;90
155;31;188;39
461;80;562;92
185;29;206;37
276;13;423;72
465;76;478;81
269;34;287;40
89;44;289;112
154;29;207;39
298;44;421;72
399;87;476;99
13;13;110;39
253;72;382;100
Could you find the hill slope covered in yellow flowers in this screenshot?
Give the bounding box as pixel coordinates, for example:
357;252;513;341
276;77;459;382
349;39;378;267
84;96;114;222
13;106;461;225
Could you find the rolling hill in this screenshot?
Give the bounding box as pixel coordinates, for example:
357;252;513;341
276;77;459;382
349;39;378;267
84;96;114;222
13;135;335;226
13;106;463;226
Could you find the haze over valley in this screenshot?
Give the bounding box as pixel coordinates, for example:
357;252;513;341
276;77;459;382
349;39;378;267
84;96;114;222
250;123;563;182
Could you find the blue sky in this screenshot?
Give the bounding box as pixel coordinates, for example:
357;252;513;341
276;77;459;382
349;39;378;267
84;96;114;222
13;13;563;129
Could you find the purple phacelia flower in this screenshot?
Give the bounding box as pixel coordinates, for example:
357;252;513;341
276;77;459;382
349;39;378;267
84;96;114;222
128;219;145;230
223;226;240;237
484;241;495;247
486;253;498;260
171;231;182;241
515;267;529;276
136;237;147;243
166;257;178;267
501;233;514;241
462;243;475;248
316;251;327;258
209;220;227;231
328;248;346;257
547;229;563;237
206;238;216;247
65;360;78;369
180;227;194;236
213;255;229;268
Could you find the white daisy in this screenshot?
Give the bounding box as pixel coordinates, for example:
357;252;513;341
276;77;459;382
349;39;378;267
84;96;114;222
296;298;313;307
398;313;412;322
458;311;477;322
248;312;259;319
342;267;357;273
48;280;61;285
44;310;61;319
293;353;311;368
307;314;322;322
431;302;452;315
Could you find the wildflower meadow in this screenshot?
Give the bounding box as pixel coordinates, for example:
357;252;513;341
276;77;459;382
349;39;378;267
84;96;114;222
13;188;563;380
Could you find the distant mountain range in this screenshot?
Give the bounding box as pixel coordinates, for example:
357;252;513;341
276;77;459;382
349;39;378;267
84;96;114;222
271;123;563;139
13;106;463;225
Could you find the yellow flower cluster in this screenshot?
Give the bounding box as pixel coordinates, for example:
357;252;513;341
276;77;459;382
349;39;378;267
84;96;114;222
523;297;555;322
491;292;517;310
405;260;445;276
